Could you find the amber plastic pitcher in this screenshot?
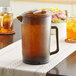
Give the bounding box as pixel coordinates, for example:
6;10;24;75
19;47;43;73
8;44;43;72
17;10;59;65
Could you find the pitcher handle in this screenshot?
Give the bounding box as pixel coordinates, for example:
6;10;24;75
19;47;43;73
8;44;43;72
50;26;59;55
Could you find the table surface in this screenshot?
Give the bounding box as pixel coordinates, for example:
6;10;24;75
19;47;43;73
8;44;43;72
0;18;76;76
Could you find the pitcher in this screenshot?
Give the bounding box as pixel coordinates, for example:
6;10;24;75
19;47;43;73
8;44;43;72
17;10;59;65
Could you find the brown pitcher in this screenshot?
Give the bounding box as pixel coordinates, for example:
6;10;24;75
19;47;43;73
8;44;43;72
17;10;59;65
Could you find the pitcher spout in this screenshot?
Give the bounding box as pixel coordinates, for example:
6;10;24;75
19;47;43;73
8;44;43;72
17;16;22;22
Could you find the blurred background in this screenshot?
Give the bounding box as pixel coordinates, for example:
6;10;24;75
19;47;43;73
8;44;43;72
0;0;75;18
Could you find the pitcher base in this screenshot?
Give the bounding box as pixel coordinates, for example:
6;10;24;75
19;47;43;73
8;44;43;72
23;59;48;65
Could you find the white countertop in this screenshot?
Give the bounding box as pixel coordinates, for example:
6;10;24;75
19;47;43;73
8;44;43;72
0;36;76;76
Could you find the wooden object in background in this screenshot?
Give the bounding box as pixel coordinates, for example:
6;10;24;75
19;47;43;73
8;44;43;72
0;35;13;49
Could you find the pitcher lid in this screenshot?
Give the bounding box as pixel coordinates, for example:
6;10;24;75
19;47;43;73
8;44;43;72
23;10;51;17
